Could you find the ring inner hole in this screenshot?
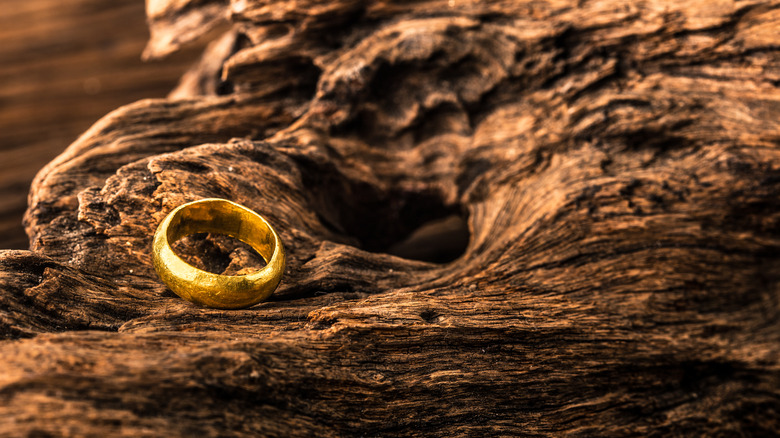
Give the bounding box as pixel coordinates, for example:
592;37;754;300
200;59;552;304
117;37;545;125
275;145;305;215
171;232;268;276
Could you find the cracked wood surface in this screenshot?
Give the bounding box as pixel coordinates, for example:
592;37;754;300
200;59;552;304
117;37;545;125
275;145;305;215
1;0;780;436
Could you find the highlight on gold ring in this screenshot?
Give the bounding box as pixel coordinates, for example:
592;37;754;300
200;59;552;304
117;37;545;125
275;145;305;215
152;198;286;309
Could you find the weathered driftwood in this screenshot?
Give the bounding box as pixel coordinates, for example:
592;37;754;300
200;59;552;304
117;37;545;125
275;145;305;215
1;0;779;435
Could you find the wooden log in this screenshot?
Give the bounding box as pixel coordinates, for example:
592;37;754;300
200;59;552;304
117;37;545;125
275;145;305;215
1;0;780;435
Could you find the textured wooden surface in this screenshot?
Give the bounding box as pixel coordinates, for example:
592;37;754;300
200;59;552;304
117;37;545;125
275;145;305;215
2;0;780;435
0;0;202;249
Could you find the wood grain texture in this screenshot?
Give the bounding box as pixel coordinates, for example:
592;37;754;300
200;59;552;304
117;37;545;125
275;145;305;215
2;0;780;435
0;0;205;249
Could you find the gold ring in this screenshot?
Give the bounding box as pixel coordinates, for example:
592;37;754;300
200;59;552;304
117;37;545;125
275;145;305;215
152;198;286;309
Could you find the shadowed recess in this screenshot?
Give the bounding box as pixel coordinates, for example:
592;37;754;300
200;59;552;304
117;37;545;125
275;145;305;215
171;233;267;275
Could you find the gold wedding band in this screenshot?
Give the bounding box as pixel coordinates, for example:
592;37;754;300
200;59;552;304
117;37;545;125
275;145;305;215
152;198;286;309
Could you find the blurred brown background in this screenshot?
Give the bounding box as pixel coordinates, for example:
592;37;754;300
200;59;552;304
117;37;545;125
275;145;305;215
0;0;200;249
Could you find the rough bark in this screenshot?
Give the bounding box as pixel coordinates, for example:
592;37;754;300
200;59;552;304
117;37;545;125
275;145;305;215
2;0;780;436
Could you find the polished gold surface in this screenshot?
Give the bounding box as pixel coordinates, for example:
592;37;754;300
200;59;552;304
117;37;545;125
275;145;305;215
152;198;286;309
